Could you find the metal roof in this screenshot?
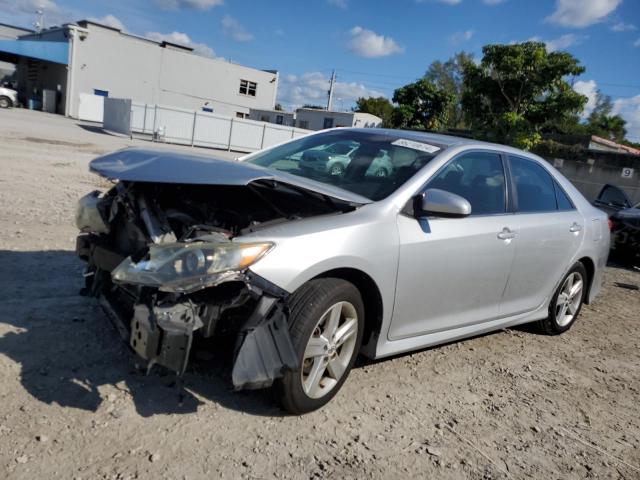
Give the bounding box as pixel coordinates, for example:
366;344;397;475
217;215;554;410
0;39;68;64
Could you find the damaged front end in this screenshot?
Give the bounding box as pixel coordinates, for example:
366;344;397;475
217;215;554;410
74;180;324;390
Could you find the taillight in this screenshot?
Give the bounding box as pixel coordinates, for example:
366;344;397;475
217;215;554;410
607;219;614;231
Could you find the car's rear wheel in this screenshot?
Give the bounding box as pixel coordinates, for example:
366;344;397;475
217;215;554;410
539;262;587;335
0;96;12;109
276;278;364;414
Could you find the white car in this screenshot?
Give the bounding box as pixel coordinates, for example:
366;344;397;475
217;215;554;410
0;86;18;108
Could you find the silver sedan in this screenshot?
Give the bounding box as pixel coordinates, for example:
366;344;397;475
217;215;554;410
77;128;610;414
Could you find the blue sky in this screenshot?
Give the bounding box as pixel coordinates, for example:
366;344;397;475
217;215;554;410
2;0;639;140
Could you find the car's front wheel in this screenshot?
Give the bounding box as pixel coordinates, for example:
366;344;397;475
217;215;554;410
539;262;587;335
329;163;345;176
277;278;364;414
0;96;12;109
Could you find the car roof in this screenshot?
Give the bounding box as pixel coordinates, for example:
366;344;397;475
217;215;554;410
341;128;541;159
344;128;475;148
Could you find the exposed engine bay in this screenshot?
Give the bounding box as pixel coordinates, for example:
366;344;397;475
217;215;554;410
76;179;354;389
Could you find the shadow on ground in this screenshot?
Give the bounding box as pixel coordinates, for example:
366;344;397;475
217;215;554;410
76;124;117;136
0;250;284;418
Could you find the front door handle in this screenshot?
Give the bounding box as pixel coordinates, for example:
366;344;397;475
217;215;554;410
569;223;582;233
497;227;517;240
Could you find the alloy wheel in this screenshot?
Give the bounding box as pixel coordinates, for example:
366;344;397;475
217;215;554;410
555;271;584;327
301;301;358;399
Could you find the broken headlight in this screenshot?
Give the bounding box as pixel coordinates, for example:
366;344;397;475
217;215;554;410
76;191;110;234
111;241;274;293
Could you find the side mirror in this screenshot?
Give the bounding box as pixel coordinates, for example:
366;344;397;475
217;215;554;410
415;188;472;218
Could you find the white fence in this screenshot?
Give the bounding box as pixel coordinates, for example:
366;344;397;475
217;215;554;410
129;102;311;153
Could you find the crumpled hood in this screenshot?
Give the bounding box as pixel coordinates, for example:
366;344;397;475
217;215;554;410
90;148;372;205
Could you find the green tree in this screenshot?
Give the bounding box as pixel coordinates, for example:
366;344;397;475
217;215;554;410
391;79;454;131
461;41;587;149
424;51;474;129
586;92;627;142
274;103;284;111
354;96;395;127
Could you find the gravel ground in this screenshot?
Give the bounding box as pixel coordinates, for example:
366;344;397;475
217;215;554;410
1;109;639;480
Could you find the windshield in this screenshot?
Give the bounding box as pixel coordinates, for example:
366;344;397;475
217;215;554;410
244;130;445;201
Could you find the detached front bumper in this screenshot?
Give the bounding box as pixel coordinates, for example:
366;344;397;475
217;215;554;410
77;234;298;390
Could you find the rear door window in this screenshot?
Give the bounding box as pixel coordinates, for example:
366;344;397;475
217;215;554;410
427;152;506;215
510;156;557;213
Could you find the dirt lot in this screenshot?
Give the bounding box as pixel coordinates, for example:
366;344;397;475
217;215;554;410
1;109;639;480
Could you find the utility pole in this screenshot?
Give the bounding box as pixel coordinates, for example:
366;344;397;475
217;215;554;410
327;70;336;111
34;9;44;33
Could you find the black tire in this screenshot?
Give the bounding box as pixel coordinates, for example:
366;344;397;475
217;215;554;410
538;262;587;335
0;96;12;109
276;278;364;414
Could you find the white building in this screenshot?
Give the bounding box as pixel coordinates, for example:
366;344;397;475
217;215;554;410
0;23;33;40
294;108;382;131
0;23;34;80
0;20;279;118
248;108;295;126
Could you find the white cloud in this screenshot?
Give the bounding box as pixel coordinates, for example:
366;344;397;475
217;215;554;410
547;0;621;28
634;38;640;47
544;33;587;52
145;31;215;58
327;0;348;8
483;0;506;4
572;80;640;141
0;0;59;15
573;80;598;118
221;14;253;42
277;72;384;110
155;0;224;10
432;0;462;4
346;26;404;58
450;29;474;45
611;21;636;32
89;14;125;31
613;96;640;142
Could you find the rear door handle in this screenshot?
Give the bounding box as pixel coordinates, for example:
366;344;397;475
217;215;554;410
569;223;582;233
497;228;517;240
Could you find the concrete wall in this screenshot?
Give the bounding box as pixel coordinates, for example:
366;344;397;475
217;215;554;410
68;24;277;119
546;152;640;204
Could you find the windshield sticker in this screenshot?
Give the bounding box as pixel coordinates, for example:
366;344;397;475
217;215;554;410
391;138;441;154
